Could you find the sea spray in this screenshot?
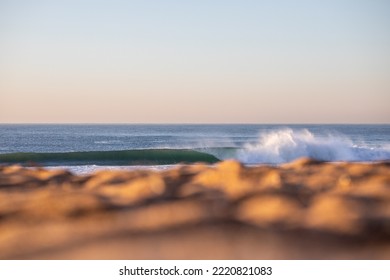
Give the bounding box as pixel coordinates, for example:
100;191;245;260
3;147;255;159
236;128;390;164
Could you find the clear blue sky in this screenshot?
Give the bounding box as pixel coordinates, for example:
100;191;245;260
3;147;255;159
1;0;389;123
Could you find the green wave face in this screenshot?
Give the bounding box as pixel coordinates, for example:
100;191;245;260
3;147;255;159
0;149;220;166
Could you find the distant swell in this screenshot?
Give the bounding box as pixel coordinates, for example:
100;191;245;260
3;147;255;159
236;128;390;164
0;149;220;166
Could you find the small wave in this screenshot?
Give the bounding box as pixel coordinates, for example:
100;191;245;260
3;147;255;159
94;140;123;144
236;128;390;164
0;149;219;166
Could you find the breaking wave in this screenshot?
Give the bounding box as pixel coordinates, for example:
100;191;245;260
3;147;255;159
1;129;388;166
236;128;390;164
0;149;219;166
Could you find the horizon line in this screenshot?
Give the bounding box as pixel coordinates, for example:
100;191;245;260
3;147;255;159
0;122;389;125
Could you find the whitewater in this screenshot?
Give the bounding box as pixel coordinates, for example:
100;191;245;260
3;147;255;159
233;128;390;164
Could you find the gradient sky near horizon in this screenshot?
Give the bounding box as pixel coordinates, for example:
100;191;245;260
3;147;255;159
0;0;389;123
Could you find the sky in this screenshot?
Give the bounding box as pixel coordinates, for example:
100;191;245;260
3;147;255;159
0;0;389;123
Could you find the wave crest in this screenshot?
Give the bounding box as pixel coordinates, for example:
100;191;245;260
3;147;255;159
237;128;390;164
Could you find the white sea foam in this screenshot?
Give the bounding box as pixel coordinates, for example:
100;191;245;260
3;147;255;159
236;128;390;164
46;165;176;175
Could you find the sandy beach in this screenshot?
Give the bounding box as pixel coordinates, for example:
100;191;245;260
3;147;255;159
0;158;389;259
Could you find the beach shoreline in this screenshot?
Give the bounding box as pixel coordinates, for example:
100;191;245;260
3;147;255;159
0;158;389;259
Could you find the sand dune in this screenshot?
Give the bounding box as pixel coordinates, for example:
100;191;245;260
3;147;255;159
0;158;389;259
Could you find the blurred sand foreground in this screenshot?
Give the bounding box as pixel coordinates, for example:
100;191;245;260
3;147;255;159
0;158;389;259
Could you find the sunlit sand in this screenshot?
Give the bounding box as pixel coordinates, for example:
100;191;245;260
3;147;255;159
0;158;389;259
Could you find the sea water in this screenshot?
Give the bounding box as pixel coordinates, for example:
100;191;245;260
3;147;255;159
0;124;389;173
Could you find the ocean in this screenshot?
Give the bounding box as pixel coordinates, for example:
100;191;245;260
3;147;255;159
0;124;389;174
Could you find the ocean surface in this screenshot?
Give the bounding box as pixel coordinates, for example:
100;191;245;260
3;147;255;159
0;124;389;174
